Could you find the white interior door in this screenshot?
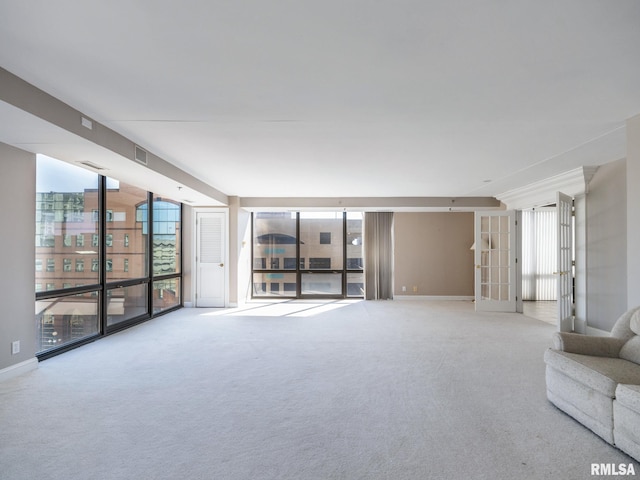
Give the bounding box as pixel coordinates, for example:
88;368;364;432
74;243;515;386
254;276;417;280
196;211;226;307
475;211;517;312
557;192;574;332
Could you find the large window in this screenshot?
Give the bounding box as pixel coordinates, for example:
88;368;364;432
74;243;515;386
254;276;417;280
252;211;364;298
35;155;183;357
35;156;100;352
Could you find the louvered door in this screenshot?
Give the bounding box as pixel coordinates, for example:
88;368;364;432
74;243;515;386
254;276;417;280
196;211;226;307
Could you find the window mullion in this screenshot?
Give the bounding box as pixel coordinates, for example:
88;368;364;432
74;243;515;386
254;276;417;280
99;175;107;335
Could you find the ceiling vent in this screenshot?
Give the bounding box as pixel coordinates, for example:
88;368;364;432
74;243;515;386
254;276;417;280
134;145;148;165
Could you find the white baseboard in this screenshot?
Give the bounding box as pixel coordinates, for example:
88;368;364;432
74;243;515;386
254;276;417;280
394;295;474;301
0;358;38;383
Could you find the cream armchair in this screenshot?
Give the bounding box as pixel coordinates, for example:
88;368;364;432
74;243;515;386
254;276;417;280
544;307;640;461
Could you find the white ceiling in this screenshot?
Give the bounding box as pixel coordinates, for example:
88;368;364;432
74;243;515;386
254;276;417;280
0;1;639;200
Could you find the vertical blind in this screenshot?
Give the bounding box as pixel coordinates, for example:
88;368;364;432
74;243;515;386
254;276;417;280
522;209;557;301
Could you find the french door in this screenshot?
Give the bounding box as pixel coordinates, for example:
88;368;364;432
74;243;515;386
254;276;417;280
474;211;517;312
556;192;574;332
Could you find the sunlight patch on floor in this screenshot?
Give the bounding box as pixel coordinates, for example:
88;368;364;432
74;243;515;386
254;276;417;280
199;299;362;317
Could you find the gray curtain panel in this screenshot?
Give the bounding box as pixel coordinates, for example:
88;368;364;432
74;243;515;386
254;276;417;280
364;212;394;300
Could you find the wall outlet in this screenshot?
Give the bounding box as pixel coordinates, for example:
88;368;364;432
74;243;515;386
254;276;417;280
413;286;418;293
402;286;406;292
11;340;20;355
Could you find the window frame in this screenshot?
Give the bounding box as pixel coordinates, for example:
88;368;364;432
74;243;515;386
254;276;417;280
251;211;364;299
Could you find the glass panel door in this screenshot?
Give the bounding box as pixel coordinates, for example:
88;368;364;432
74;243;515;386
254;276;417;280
475;211;517;312
557;192;574;332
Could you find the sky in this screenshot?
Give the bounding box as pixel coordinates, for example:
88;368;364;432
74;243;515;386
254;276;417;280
36;155;118;192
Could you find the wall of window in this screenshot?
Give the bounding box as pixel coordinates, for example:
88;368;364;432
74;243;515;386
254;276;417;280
35;155;182;357
252;211;363;298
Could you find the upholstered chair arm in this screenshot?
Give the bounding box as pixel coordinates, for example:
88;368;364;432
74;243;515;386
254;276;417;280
552;332;626;358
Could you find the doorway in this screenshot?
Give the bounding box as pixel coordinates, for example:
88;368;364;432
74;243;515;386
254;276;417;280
521;207;557;324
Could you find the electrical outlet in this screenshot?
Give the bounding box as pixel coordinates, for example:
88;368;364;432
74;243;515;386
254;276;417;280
413;286;418;293
402;286;406;292
11;341;20;355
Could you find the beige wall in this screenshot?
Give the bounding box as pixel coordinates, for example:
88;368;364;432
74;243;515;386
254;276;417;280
393;212;474;297
0;143;37;372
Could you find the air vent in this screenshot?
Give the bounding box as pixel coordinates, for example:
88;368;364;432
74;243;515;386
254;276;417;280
78;161;106;171
134;145;148;165
81;116;93;130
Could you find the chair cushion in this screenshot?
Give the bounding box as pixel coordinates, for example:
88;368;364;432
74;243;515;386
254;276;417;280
544;349;640;397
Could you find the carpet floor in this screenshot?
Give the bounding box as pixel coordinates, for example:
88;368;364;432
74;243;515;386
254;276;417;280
1;300;637;479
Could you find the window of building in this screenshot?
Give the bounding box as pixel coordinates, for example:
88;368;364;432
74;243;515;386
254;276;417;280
309;258;331;269
320;232;331;244
63;258;72;272
76;234;85;247
46;258;55;272
63;235;72;247
75;259;84;272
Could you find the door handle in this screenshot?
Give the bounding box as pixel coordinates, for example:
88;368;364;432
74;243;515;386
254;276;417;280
219;263;224;267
